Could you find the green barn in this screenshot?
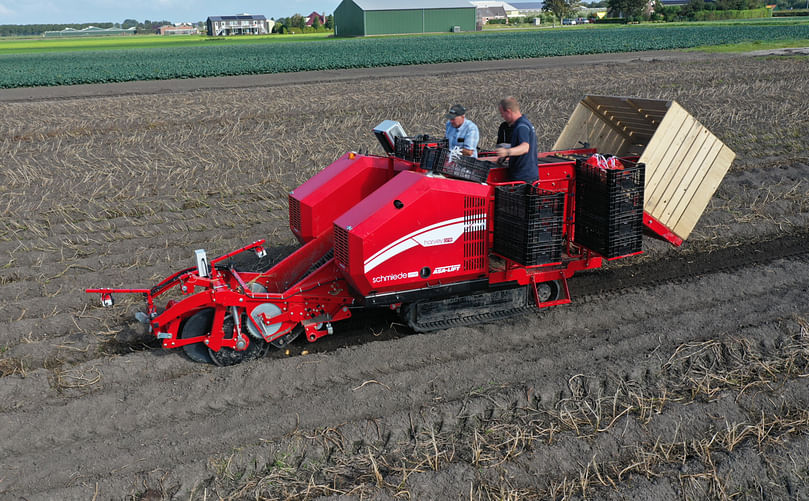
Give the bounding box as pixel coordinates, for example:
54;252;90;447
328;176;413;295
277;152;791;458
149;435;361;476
334;0;476;36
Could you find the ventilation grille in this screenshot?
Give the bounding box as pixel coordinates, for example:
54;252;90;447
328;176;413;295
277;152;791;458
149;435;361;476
463;196;486;271
289;195;301;233
334;225;350;268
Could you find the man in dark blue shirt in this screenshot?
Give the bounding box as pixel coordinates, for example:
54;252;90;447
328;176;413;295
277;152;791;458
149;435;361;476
494;97;538;183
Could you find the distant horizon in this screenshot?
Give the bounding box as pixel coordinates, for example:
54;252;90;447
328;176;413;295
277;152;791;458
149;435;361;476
0;1;341;25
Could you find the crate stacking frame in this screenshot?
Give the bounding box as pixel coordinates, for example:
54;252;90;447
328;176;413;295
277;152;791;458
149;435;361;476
493;183;566;266
573;158;645;259
394;136;448;163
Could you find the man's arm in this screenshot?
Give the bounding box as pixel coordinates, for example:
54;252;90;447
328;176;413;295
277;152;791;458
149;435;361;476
495;141;529;159
461;123;480;156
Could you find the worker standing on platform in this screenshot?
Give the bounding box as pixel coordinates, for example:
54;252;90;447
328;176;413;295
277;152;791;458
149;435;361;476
444;104;480;158
495;97;538;183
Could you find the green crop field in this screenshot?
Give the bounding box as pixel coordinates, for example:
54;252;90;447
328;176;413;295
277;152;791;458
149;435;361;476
0;33;333;55
1;23;808;88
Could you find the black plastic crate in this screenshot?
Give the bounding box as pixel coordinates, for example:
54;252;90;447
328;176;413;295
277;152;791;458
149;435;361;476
574;211;643;258
493;185;566;266
576;158;645;193
394;135;448;162
494;218;563;265
439;156;491;183
419;147;450;172
574;219;642;258
495;183;565;221
575;179;643;214
574;157;645;258
575;208;644;234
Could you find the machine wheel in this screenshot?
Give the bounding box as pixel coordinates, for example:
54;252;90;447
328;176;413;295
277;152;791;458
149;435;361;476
208;310;270;366
179;308;215;364
535;280;563;303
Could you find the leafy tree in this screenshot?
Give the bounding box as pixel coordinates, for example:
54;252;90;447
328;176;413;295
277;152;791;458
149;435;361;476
289;13;306;31
312;15;322;29
543;0;580;20
649;0;665;19
122;19;138;29
607;0;648;18
325;14;334;30
679;0;705;18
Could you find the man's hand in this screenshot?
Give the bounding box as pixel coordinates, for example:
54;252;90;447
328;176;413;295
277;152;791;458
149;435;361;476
496;142;530;159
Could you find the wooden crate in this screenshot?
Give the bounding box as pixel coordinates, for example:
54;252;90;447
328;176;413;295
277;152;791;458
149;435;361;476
552;95;735;241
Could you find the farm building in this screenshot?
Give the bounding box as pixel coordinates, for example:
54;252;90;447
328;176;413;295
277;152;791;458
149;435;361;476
306;11;327;26
206;14;273;36
158;24;199;35
509;2;544;13
469;1;520;16
42;26;136;37
334;0;476;36
477;5;507;23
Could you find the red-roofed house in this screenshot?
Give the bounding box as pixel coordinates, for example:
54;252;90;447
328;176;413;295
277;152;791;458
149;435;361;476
306;11;326;26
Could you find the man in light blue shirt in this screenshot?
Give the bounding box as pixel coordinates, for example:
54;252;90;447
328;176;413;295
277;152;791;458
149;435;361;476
444;104;480;158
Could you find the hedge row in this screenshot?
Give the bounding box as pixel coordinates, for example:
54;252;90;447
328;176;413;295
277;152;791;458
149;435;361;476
693;8;773;21
773;10;809;16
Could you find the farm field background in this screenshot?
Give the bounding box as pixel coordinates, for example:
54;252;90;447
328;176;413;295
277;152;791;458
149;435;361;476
0;48;808;498
1;22;809;88
0;32;334;55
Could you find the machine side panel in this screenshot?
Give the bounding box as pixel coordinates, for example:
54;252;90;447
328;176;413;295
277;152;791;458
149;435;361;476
289;153;395;242
334;171;491;296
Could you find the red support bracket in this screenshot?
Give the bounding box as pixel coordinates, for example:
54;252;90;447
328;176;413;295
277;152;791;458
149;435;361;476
86;288;153;310
530;276;572;308
643;212;684;247
210;239;267;266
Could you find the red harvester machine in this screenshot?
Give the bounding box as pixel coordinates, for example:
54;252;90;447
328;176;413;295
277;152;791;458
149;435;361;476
88;96;735;365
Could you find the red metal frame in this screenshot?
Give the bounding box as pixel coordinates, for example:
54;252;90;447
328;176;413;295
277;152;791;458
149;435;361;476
643;211;684;246
87;147;680;357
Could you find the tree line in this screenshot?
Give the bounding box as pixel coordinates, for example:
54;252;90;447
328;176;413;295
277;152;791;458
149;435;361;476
0;23;116;36
271;14;334;34
0;20;202;36
542;0;770;22
0;15;337;37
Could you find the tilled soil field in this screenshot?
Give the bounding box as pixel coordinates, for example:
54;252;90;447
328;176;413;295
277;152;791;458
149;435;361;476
1;51;808;500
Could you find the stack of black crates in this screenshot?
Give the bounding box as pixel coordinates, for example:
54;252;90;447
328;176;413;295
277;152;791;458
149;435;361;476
439;155;492;183
394;136;448;163
574;157;645;258
494;184;565;266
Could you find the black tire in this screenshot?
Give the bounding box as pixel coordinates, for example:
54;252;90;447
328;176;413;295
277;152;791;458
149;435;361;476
535;280;563;303
179;308;215;364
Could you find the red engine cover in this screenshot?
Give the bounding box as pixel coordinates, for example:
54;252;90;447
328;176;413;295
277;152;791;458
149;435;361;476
289;153;407;243
333;171;491;297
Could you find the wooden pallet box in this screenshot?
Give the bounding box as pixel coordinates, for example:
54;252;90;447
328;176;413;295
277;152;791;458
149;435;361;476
552;95;735;242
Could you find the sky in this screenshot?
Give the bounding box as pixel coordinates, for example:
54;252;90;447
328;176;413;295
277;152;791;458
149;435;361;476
0;0;341;25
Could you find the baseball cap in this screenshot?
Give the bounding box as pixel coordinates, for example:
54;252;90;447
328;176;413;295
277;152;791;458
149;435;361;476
445;104;466;119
